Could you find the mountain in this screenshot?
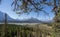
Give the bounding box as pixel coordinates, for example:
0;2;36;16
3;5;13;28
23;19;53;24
19;18;42;23
0;11;42;23
0;11;14;22
0;11;4;22
0;11;53;23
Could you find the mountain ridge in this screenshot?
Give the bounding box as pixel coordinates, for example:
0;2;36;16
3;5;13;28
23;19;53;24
0;11;52;23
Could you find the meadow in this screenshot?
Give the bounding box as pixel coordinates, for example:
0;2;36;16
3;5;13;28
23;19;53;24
0;23;60;37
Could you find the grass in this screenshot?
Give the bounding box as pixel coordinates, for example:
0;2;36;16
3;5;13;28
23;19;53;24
0;23;60;37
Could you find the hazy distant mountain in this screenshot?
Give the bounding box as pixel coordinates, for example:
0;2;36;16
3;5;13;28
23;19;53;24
0;11;4;22
0;11;14;22
0;11;42;23
0;11;53;23
19;18;42;23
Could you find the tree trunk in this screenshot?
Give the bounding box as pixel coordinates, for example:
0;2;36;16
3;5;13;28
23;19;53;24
1;13;7;37
17;29;21;37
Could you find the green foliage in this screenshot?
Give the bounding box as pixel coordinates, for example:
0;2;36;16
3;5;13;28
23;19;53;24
0;23;60;37
51;23;60;37
0;24;34;37
12;0;55;14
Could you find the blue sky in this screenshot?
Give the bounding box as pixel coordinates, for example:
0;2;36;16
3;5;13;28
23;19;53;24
0;0;55;21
